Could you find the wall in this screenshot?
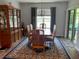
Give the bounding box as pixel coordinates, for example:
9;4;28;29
19;0;68;3
0;0;20;8
5;0;20;8
68;0;79;9
0;0;6;4
20;2;68;36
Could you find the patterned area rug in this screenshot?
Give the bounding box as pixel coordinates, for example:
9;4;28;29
4;38;69;59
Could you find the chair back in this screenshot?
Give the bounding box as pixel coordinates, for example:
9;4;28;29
30;24;33;31
26;25;30;33
40;23;46;29
31;30;45;48
52;24;56;38
26;25;32;39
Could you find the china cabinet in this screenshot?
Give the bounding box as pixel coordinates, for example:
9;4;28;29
0;5;22;48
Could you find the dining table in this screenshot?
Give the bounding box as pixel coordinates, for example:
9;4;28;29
36;28;52;36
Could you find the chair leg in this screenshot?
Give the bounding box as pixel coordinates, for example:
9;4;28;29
35;51;38;59
42;47;45;59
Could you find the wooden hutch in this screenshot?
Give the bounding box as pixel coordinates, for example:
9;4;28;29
0;5;22;49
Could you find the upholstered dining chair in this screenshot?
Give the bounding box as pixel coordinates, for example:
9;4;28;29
45;24;56;47
26;25;33;45
27;25;30;33
30;24;33;31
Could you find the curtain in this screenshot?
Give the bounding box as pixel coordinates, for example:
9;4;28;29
31;7;37;29
50;7;56;32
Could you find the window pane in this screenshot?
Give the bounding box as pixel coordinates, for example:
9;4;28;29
36;16;51;29
36;16;43;22
37;9;51;16
36;8;51;29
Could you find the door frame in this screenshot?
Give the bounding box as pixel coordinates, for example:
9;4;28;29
67;9;76;41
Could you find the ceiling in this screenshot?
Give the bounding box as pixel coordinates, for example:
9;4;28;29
18;0;68;3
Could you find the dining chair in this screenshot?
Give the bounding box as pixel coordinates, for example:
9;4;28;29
45;24;56;48
26;25;33;46
30;24;33;31
31;30;45;52
40;23;46;29
26;25;30;33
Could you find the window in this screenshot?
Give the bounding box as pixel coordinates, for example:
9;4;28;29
36;9;51;29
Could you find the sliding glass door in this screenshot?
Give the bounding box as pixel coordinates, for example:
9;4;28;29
74;8;79;42
67;10;75;40
67;8;79;41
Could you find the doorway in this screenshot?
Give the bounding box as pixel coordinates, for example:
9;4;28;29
67;8;79;41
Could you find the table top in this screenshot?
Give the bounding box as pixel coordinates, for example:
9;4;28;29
36;29;51;36
43;29;51;35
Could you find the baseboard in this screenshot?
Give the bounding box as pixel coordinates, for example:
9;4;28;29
56;36;64;38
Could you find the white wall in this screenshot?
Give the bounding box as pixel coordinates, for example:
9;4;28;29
20;2;68;36
5;0;20;8
0;0;20;8
19;0;68;3
0;0;6;4
68;0;79;9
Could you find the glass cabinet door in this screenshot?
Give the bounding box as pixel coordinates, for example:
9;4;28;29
9;9;14;31
0;11;7;31
14;9;18;29
17;10;20;28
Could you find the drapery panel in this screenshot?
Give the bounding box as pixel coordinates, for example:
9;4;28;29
50;7;56;32
31;7;37;29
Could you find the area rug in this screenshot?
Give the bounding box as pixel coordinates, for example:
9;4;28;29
4;38;69;59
